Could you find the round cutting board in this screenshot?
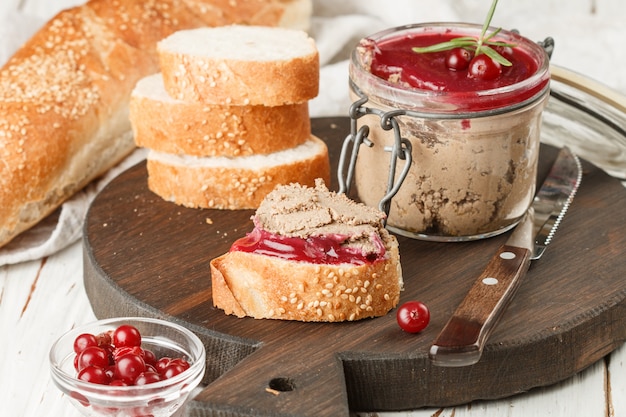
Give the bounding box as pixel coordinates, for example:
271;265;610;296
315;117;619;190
84;116;626;416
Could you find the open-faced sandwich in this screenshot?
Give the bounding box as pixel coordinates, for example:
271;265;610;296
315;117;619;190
210;179;404;322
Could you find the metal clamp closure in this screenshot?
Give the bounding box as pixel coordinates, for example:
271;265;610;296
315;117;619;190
338;88;413;223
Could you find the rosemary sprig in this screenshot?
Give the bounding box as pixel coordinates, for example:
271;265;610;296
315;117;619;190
412;0;514;66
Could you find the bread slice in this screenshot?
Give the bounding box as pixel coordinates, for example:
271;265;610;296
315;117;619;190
157;25;319;105
210;180;404;322
146;136;330;209
130;73;311;157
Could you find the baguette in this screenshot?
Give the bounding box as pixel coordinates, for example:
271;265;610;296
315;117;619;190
146;135;330;209
210;180;404;322
130;73;311;157
157;25;319;105
0;0;311;249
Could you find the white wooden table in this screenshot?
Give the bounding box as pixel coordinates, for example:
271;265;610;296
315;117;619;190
1;1;625;416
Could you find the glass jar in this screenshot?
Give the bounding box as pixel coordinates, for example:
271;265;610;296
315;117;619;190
341;23;551;241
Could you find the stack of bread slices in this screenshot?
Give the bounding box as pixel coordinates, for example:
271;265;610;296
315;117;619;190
129;25;330;210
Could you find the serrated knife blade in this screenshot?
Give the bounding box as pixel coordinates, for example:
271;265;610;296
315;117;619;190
429;147;582;367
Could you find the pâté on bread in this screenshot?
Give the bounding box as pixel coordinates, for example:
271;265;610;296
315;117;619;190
210;180;404;322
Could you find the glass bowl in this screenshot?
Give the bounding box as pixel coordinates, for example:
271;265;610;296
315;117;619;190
49;317;206;417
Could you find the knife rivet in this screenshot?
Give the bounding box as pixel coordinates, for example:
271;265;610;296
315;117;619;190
482;277;499;285
500;251;516;260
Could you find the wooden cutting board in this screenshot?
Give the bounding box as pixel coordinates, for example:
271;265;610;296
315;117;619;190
83;117;626;416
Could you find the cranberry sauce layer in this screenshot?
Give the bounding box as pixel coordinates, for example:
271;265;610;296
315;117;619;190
230;226;386;266
366;29;548;110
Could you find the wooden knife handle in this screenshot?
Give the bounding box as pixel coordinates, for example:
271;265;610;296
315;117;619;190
429;244;532;367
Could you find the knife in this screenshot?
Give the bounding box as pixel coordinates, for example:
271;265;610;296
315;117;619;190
429;147;583;367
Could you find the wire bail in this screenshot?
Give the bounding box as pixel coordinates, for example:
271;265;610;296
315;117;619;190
337;86;413;223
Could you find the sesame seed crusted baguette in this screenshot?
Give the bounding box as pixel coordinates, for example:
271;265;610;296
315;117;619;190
210;232;402;322
0;0;312;249
146;135;330;209
130;73;311;157
157;25;319;105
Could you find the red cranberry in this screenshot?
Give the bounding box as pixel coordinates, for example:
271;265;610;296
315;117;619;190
143;349;157;366
73;333;98;354
76;346;109;372
114;354;146;385
494;45;514;60
77;366;110;385
155;357;172;375
468;54;502;80
113;345;144;361
109;379;128;386
113;325;142;348
162;363;187;379
445;47;472;71
134;371;162;386
396;300;430;333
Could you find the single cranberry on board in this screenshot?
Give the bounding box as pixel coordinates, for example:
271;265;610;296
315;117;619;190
396;301;431;333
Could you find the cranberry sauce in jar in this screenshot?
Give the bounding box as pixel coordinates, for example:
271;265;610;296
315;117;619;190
348;23;550;241
351;23;550;115
367;29;546;111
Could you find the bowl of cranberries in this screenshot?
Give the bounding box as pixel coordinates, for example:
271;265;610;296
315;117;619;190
49;317;206;417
